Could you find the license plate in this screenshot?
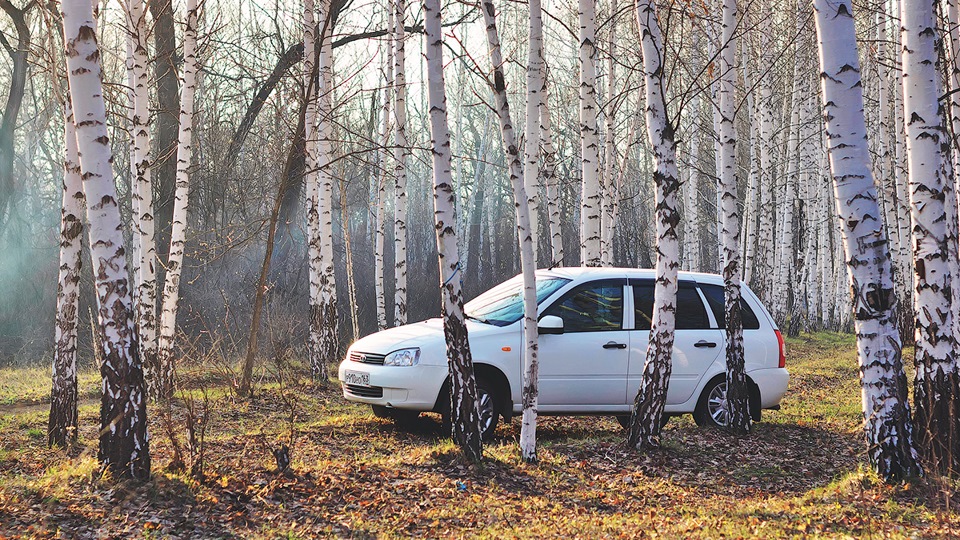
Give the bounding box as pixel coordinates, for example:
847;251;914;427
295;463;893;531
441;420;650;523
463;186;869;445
343;370;370;387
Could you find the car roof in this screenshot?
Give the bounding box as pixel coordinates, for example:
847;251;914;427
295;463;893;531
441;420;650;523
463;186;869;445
536;267;726;286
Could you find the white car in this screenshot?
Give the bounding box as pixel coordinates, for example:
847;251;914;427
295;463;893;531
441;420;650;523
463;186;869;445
338;267;789;438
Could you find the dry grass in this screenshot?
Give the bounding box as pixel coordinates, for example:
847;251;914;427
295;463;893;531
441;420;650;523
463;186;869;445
0;332;957;538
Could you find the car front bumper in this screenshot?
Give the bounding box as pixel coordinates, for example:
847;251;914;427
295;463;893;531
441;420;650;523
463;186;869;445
337;357;448;411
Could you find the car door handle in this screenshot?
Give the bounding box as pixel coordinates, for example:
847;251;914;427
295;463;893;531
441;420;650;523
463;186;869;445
694;340;717;348
603;341;627;349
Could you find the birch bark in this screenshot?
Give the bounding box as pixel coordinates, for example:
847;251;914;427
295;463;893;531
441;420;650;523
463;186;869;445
524;0;543;267
600;0;617;267
479;0;540;463
628;0;680;450
316;0;339;375
375;9;394;331
156;0;200;399
579;0;601;266
901;0;958;474
717;0;749;434
61;0;149;479
541;62;563;266
812;0;921;480
393;0;409;326
50;93;83;448
424;0;483;461
124;0;156;390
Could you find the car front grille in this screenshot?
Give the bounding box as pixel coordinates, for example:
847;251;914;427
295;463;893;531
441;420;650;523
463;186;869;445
349;351;386;365
344;384;384;398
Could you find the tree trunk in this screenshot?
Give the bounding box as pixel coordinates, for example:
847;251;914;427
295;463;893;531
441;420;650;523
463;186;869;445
148;0;180;267
717;0;749;434
61;0;149;479
50;93;83;449
579;0;601;266
479;0;540;464
600;0;618;268
0;0;31;234
628;0;681;450
156;0;201;400
812;0;922;481
316;0;340;374
124;0;158;398
375;9;394;331
424;0;483;461
393;0;409;326
525;0;544;269
900;0;959;475
541;61;563;267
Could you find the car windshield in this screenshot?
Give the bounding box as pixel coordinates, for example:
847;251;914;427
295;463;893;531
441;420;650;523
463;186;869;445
464;277;570;327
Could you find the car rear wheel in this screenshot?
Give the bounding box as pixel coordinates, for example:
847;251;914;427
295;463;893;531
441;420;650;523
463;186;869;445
694;377;731;428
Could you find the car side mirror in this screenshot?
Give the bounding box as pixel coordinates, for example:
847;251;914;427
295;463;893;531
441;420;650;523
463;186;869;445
538;315;564;335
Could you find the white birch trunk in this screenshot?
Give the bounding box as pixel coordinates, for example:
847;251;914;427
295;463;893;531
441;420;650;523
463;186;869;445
600;0;617;267
304;0;326;377
943;0;960;353
480;0;540;463
579;0;601;266
393;0;409;326
124;0;157;390
628;0;680;450
424;0;483;461
812;0;921;480
717;0;749;433
541;62;563;266
901;0;958;473
50;93;83;448
756;27;775;304
156;0;200;400
375;11;394;331
316;0;339;376
524;0;543;267
61;0;149;479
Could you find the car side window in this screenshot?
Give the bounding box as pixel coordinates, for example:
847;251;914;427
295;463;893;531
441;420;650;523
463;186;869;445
632;281;710;330
542;280;623;332
699;283;761;330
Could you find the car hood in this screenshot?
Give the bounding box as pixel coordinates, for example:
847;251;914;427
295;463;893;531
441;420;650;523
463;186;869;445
348;317;510;362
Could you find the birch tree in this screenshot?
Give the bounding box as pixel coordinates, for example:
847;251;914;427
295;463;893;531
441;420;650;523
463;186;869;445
717;0;749;434
393;0;409;326
304;0;326;377
812;0;922;480
478;0;540;463
628;0;681;450
579;0;602;266
49;93;83;448
312;0;339;378
156;0;201;400
900;0;958;474
541;62;563;267
524;0;543;267
61;0;149;479
374;6;394;331
124;0;157;394
424;0;483;461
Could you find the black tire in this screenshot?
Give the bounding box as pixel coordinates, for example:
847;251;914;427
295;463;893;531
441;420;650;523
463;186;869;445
615;413;669;430
694;377;729;428
475;376;501;441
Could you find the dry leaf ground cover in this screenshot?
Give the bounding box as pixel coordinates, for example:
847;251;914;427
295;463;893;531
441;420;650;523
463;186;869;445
1;332;958;538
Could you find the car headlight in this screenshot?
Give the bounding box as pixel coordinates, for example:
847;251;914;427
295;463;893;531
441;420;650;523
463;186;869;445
384;348;420;366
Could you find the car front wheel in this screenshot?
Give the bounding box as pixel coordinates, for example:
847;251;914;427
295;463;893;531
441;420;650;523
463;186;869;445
441;376;500;441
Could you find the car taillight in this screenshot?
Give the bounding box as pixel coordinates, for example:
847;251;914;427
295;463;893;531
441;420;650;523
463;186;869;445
775;330;785;368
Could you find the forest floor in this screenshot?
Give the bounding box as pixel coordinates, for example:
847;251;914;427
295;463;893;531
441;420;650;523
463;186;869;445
1;332;958;539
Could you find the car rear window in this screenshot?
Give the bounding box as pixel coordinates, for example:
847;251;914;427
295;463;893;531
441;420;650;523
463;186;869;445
699;283;761;330
632;281;710;330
